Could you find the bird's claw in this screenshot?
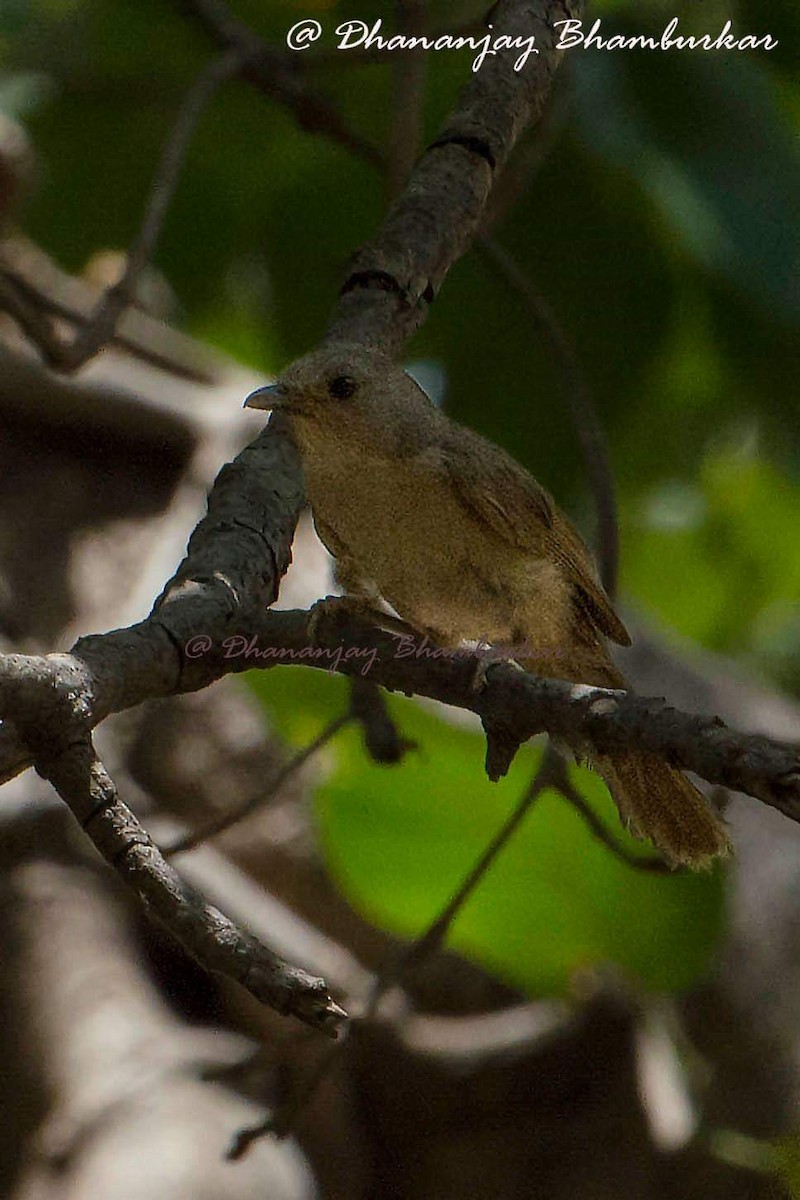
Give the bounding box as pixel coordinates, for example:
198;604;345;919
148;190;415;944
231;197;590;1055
307;595;355;645
307;594;397;645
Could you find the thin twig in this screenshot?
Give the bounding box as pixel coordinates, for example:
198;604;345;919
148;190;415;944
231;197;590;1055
164;712;350;856
165;684;413;856
548;752;672;874
0;272;63;360
182;0;383;167
0;256;214;381
59;48;245;372
367;746;559;1009
478;235;620;598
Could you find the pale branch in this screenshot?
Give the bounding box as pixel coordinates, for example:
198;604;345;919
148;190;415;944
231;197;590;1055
0;244;217;382
0;270;62;360
30;735;346;1033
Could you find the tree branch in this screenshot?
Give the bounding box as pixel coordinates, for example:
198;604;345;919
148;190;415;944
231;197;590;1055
327;0;581;350
0;52;244;372
31;736;346;1033
163;712;350;856
182;0;383;167
60;49;245;371
3;609;799;822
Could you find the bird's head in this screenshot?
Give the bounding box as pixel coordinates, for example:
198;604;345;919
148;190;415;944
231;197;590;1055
245;343;393;418
244;343;434;454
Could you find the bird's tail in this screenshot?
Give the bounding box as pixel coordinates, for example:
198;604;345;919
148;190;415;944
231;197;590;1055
590;747;730;869
523;650;730;869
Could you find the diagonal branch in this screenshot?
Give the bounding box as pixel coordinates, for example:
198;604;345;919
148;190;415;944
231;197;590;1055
0;50;244;372
59;48;245;371
182;0;383;166
163;712;350;856
31;736;346;1033
328;0;581;351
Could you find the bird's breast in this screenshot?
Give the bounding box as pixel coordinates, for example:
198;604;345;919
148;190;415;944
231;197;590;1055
304;446;569;646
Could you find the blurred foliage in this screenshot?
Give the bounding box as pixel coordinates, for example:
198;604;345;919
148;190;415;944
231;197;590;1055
3;0;799;997
776;1136;800;1199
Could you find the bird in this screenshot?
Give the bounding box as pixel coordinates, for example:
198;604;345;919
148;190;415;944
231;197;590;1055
245;342;730;868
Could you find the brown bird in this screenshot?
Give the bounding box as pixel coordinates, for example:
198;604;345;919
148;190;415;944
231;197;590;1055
246;343;730;868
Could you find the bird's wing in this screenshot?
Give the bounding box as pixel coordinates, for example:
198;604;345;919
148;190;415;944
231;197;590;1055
440;426;631;647
438;427;555;540
546;511;631;646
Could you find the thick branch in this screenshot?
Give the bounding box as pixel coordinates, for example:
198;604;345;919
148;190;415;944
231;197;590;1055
3;610;799;823
0;412;303;784
327;0;581;351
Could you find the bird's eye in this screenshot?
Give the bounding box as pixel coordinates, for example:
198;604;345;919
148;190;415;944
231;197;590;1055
328;374;357;400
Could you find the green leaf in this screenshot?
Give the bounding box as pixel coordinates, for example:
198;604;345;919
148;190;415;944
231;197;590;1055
248;668;726;997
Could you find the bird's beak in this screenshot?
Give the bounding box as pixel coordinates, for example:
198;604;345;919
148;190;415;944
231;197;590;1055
243;383;289;411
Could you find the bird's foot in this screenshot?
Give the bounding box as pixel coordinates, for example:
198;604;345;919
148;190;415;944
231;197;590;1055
308;595;373;644
307;595;417;645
